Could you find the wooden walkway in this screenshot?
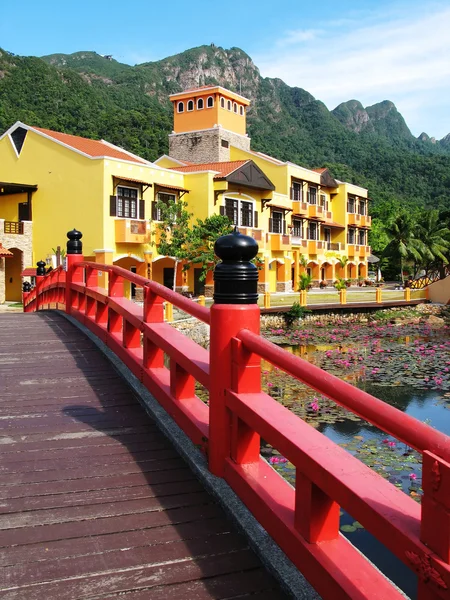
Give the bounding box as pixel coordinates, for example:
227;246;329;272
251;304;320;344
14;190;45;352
0;312;287;600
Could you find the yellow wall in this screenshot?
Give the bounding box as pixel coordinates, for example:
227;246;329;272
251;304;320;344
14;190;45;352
0;192;28;222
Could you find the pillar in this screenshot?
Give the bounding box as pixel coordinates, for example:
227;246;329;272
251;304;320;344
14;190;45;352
94;249;113;290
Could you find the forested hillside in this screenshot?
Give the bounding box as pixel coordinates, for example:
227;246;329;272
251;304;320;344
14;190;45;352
1;45;450;223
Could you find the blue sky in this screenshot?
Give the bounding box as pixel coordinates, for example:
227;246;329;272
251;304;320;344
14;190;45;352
2;0;449;139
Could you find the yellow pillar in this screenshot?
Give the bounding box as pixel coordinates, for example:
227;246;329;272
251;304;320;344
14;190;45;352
376;287;382;304
264;291;271;308
198;295;205;306
339;289;347;305
299;290;307;307
404;288;411;302
94;249;113;290
165;302;173;322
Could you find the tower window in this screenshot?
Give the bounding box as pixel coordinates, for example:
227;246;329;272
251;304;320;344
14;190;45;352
177;101;184;113
221;139;229;148
197;98;204;110
10;127;28;155
240;105;244;116
187;100;194;111
233;102;238;113
207;96;214;108
220;97;225;108
227;100;232;111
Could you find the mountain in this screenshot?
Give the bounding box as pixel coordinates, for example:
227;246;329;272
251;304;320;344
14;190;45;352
1;45;450;218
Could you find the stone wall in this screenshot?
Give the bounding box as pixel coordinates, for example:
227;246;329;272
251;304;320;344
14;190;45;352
169;127;251;164
0;220;33;303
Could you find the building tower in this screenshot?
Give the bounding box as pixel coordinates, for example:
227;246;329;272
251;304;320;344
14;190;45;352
168;86;251;163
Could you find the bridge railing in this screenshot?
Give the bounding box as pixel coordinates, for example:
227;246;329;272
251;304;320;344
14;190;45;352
22;231;450;600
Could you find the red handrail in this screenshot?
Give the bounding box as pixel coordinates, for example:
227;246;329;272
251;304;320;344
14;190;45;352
22;257;450;600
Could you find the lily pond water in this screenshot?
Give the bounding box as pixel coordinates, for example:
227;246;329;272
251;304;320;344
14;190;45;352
261;307;450;599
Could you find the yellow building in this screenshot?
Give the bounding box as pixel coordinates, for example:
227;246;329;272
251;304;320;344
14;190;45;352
0;85;371;301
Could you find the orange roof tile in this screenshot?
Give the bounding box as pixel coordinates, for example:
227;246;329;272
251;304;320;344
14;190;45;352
0;244;13;257
32;127;147;164
313;168;328;173
170;160;249;178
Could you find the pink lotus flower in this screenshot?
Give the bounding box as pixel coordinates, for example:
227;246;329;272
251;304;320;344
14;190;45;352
388;442;396;448
309;400;319;412
409;473;417;480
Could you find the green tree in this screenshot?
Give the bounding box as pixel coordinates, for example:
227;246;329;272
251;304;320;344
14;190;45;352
381;213;424;283
185;214;233;281
415;209;450;275
154;197;192;291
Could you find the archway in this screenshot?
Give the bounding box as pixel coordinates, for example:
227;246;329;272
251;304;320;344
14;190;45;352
113;256;145;299
320;262;333;282
5;248;23;302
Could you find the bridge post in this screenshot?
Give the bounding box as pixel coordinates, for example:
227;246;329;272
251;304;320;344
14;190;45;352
209;229;260;477
22;281;31;313
65;229;83;315
35;260;46;311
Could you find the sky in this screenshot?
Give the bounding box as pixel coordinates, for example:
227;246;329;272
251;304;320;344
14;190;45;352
2;0;449;139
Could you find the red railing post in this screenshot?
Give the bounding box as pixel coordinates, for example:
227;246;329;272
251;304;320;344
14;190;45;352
108;270;124;336
65;229;84;314
209;230;260;477
143;284;164;369
35;261;46;311
85;266;97;321
22;281;32;313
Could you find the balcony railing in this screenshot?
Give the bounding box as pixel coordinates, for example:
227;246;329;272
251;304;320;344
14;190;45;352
267;232;291;251
4;221;24;235
115;219;150;244
325;242;341;251
292;201;308;215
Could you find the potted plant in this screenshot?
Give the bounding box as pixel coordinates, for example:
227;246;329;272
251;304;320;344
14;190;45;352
345;279;352;288
357;276;364;287
298;273;313;291
319;280;327;289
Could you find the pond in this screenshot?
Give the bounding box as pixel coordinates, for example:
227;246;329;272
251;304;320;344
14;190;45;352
261;312;450;599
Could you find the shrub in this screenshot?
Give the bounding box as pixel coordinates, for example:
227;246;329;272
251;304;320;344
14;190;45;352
298;273;313;291
283;302;309;327
334;278;347;291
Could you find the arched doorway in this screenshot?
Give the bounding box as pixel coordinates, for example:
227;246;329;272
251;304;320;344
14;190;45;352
5;248;23;302
113;256;145;299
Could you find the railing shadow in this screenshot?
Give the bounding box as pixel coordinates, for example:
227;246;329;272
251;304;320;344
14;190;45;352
35;311;282;598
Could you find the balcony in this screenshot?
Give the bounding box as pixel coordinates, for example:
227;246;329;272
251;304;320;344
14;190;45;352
238;227;266;249
115;219;150;244
347;213;362;226
292;201;308;215
347;244;371;258
324;242;342;251
307;204;324;219
307;239;325;254
323;210;333;222
291;237;307;250
360;215;372;227
267;232;291;251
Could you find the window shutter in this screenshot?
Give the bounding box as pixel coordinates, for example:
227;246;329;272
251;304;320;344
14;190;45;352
283;220;287;234
139;200;145;220
110;195;117;217
269;218;273;233
152;201;158;220
220;205;225;216
254;211;258;228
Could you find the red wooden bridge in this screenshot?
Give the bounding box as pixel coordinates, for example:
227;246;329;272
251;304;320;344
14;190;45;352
4;231;450;599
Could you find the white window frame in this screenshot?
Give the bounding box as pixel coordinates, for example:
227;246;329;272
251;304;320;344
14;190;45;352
227;100;232;111
155;191;176;221
207;96;214;108
220;97;225;108
223;194;256;228
233;102;238;113
239;105;244;116
177;101;184;113
116;185;139;219
187;100;194;112
197;98;204;110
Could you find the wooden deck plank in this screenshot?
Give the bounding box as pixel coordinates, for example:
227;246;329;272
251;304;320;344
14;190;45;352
0;313;287;599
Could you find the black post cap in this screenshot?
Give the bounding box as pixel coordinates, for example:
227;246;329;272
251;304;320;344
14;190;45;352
36;260;46;276
213;229;259;305
67;229;83;255
22;281;32;292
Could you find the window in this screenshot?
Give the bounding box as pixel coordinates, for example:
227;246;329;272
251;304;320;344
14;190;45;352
347;196;355;213
358;230;366;246
292;219;302;237
233;102;238;113
324;228;331;243
223;197;255;227
271;211;283;234
241;201;253;227
153;192;176;221
117;186;138;218
207;96;214;108
177;101;184;113
221;139;229;148
240;105;244;116
291;181;302;201
307;187;317;204
227;100;232;111
308;221;318;240
197;98;204;110
348;228;356;244
320;194;328;210
358;200;366;216
187;100;194;111
220;97;225;108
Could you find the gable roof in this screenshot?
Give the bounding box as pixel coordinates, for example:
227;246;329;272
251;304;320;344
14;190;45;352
1;122;150;165
32;127;148;164
171;160;275;191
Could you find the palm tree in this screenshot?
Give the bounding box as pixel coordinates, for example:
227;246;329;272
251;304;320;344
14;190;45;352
382;213;424;284
336;255;348;279
415;209;450;276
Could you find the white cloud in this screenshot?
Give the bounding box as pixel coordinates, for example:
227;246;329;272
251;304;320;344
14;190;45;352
254;4;450;138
